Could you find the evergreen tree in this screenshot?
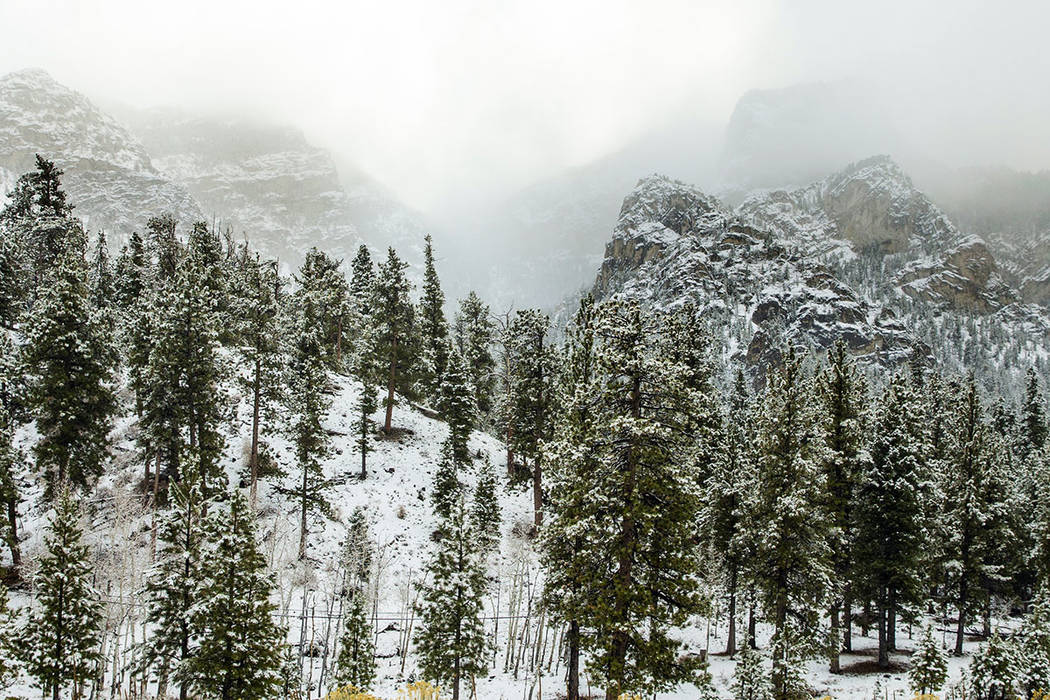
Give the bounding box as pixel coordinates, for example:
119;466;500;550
0;581;19;690
732;638;772;700
350;327;380;479
1022;367;1048;461
113;230;146;313
816;340;868;669
88;229;114;310
968;632;1016;700
286;289;333;561
541;295;598;700
341;507;374;594
233;254;284;504
505;309;555;526
751;348;831;700
372;247;417;433
439;342;476;464
1016;593;1050;698
334;590;375;691
417;234;449;402
20;490;103;700
909;624;948;695
142;469;209;700
23;241;115;497
297;247;349;366
415;497;487;700
431;439;462;522
349;244;375;322
853;374;925;669
186;491;285;700
578;300;707;700
470;456;501;555
454;291;495;423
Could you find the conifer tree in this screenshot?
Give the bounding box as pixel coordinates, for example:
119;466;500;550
20;490;103;700
1015;593;1050;697
579;300;707;700
334;590;375;691
233;254;284;504
286;290;332;561
88;229;114;311
418;234;449;402
470;456;501;555
142;469;209;700
297;247;349;365
541;295;598;700
341;507;374;594
505;309;555;526
349;244;375;320
732;638;772;700
909;624;948;695
23;241;115;498
853;374;925;669
816;340;868;669
415;497;487;700
1022;367;1048;461
372;247;417;433
431;439;461;522
0;581;19;690
439;342;476;464
968;632;1016;700
454;291;496;423
187;491;285;700
113;230;146;313
751;348;831;700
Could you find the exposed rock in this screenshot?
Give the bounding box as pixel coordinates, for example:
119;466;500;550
897;237;1017;313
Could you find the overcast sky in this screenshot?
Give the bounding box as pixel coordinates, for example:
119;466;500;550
1;0;1048;213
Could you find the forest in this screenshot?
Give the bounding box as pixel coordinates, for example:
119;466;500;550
0;156;1049;700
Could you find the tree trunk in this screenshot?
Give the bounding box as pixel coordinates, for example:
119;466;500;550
829;603;841;673
384;339;398;434
877;597;889;669
360;421;368;479
888;589;897;651
748;591;757;649
567;619;580;700
249;357;262;508
772;591;788;700
862;600;870;637
726;567;738;657
299;460;309;560
4;495;18;570
843;589;852;652
533;459;543;527
955;576;968;656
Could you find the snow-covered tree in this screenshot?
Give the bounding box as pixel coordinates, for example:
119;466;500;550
334;590;375;691
20;490;103;700
751;347;831;700
296;247;349;366
968;632;1016;700
415;497;487;700
417;234;449;402
470;456;501;555
431;439;461;522
732;637;772;700
0;406;22;571
909;624;948;695
0;581;19;690
23;240;115;498
439;342;476;464
454;291;495;423
186;491;285;700
1015;593;1050;698
286;287;333;561
372;247;417;433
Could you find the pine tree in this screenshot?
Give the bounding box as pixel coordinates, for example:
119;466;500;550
341;507;374;594
142;469;209;700
0;581;19;690
20;490;103;700
1016;593;1050;698
909;624;948;695
732;638;772;700
470;456;501;555
286;289;333;561
541;295;598;700
417;234;449;402
751;347;831;700
816;340;868;669
578;300;707;700
350;328;380;479
349;244;375;320
23;241;116;497
415;497;488;700
853;374;925;669
439;342;476;464
454;291;495;423
431;439;462;522
505;309;555;526
1022;367;1048;461
372;247;417;433
968;632;1016;700
233;254;284;504
297;247;350;366
113;230;146;313
88;229;114;310
334;590;375;691
186;491;285;700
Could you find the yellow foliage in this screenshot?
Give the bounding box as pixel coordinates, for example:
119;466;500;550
396;680;443;700
617;695;644;700
324;685;382;700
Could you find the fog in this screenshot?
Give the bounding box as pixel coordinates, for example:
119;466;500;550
1;0;1048;219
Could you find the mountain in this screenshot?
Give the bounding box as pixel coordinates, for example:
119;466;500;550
0;68;202;238
119;108;431;271
590;158;1050;377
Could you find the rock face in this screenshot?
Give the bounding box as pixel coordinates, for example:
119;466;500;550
898;237;1017;313
592;175;923;370
0;69;203;238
